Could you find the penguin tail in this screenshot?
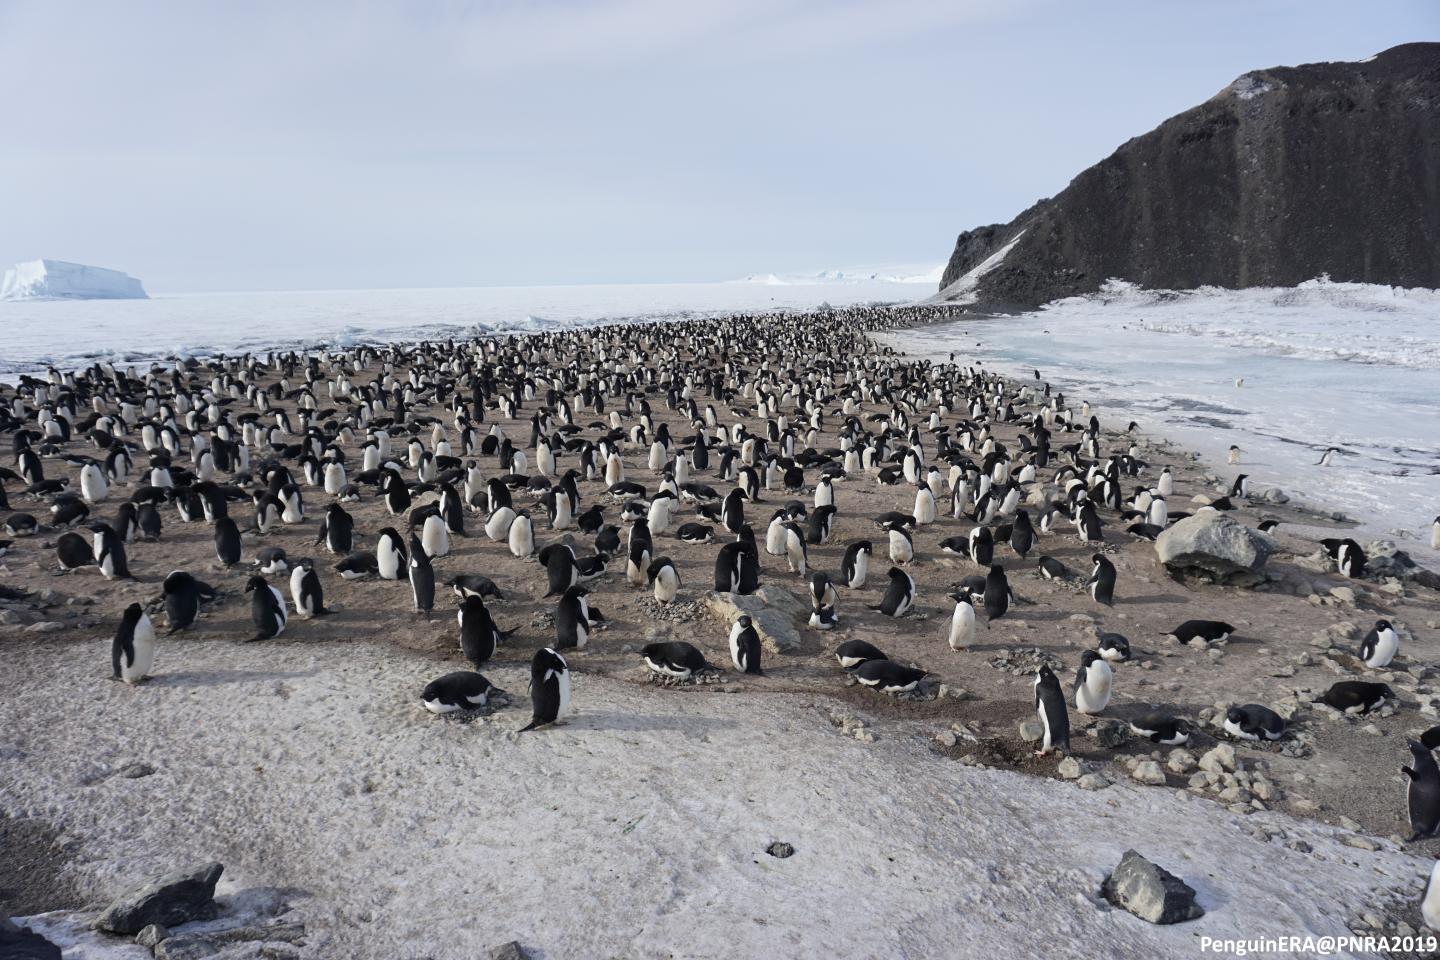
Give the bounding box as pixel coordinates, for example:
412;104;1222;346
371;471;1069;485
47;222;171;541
518;720;541;733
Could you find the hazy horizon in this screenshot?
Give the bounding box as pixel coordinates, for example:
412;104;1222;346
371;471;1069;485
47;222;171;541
1;1;1433;293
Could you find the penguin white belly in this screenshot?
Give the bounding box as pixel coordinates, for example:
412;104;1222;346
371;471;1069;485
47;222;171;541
766;522;787;556
1223;718;1257;741
1038;700;1053;752
268;586;288;636
849;552;868;588
1368;632;1398;668
290;569;312;618
555;670;572;718
784;538;806;574
889;531;912;564
914;492;935;525
1423;861;1440;931
378;546;402;580
948;605;974;650
1076;670;1112;714
508;519;534;558
485;508;516;541
654;568;680;603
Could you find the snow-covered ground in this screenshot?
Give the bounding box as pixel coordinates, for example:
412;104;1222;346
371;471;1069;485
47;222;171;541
886;278;1440;557
3;637;1427;959
0;279;913;378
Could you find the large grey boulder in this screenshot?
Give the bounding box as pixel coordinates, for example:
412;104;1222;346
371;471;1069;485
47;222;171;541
0;916;61;960
94;862;224;935
704;585;806;653
1101;850;1205;924
1155;512;1273;585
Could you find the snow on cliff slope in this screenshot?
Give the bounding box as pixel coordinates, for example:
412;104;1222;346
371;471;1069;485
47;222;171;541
1;259;147;301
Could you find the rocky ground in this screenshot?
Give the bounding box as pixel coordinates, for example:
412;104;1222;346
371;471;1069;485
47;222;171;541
3;313;1440;958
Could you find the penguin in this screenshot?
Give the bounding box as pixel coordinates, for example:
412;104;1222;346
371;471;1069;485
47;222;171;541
245;574;288;640
1009;510;1034;558
968;525;993;566
376;527;407;580
642;641;711;679
519;647;571;731
1317;680;1392;715
647;556;681;604
1165;619;1234;645
254;546;289;574
1036;556;1069;580
1405;739;1440;842
409;536;436;617
782;522;808;575
946;593;975;650
91;522;130;580
721;488;747;534
1073;650;1113;715
1360;619;1400;669
808;604;839;630
1097;632;1131;662
1223;704;1285;741
834;639;888;671
841;539;871;589
542;544;579;597
214;517;242;566
79;461;108;503
162;570;216;633
1129;713;1189;746
1425;859;1440;930
421;511;452;558
484;505;517;541
3;513;38;536
508;510;535;559
289;560;328;619
458;594;500;666
1320;537;1367;579
421;671;495;714
448;574;505;601
1087;553;1116;606
870;566;915;617
1315;446;1339;466
805;505;836;545
137;502;163;541
676;522;714;544
111;603;156;684
1432;516;1440;552
555;584;595;650
728;615;763;675
56;531;94;570
1033;665;1071;757
318;503;354;554
887;522;913;565
982;564;1012;623
912;483;937;525
853;659;928;695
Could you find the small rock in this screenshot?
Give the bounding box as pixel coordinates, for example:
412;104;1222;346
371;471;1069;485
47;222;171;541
1166;750;1197;774
94;862;224;935
488;944;532;960
765;841;795;859
1019;720;1044;742
1342;835;1379;851
116;762;156;779
1329;586;1356;604
1057;757;1083;780
1077;773;1112;791
1131;761;1167;785
1198;744;1237;774
136;924;170;948
154;936;219;960
1101;850;1205;924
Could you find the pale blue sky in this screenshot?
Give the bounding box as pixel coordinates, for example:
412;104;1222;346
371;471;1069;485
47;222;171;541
0;1;1433;292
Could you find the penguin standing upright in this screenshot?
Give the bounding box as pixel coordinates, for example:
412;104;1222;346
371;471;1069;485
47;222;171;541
1405;739;1440;842
1073;650;1113;714
458;594;501;666
319;503;354;554
519;647;571;731
647;556;681;604
214;517;242;566
946;593;975;650
162;570;216;633
1360;619;1400;669
508;510;535;559
376;527;407;580
90;522;130;580
289;560;328;619
841;540;871;589
871;567;915;617
982;564;1012;623
421;513;451;558
555;584;595;650
1033;665;1070;756
111;602;156;684
728;615;763;675
245;575;288;640
409;535;435;617
1087;553;1116;606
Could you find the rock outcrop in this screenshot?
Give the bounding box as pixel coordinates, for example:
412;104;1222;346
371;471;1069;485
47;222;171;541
1155;512;1273;585
1101;850;1205;925
93;862;224;935
938;44;1440;305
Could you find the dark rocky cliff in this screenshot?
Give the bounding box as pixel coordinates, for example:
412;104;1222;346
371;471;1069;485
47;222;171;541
938;43;1440;305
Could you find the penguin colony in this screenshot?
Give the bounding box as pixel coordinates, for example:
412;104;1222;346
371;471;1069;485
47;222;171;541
2;301;1437;848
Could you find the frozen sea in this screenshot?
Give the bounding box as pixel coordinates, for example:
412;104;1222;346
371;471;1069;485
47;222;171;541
883;279;1440;558
0;279;918;377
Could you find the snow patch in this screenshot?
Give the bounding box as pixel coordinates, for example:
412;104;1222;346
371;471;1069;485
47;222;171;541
1230;75;1276;101
924;229;1027;304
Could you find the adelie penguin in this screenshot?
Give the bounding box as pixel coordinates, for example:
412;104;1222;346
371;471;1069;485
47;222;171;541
408;536;436;618
1165;619;1234;645
111;602;156;685
245;574;288;640
1319;537;1367;579
946;593;975;651
214;517;242;567
1317;680;1393;715
1360;619;1399;669
982;564;1013;623
421;671;496;715
728;615;763;675
853;658;928;695
647;556;681;604
162;570;217;634
1073;650;1113;715
289;559;328;619
1223;704;1285;741
55;531;93;571
376;527;407;580
870;566;914;617
458;594;507;666
834;639;887;671
1033;665;1071;757
642;641;711;680
1404;739;1440;842
555;584;597;650
840;540;870;589
1097;632;1131;662
519;647;571;731
1129;713;1189;746
1087;553;1115;606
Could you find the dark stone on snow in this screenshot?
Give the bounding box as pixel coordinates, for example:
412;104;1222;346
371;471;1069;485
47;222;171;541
1101;849;1205;924
93;861;224;935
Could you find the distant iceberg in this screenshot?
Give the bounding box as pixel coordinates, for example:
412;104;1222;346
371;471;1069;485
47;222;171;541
1;259;148;301
732;263;944;286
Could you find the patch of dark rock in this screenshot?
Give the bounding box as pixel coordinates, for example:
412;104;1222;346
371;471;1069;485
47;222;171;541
1101;850;1205;924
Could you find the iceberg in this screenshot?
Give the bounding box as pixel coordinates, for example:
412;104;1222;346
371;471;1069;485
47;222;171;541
1;259;148;301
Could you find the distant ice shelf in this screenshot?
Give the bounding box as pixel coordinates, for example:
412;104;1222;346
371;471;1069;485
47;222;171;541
0;259;148;301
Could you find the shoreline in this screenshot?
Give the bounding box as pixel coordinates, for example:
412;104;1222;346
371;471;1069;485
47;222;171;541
4;300;1439;957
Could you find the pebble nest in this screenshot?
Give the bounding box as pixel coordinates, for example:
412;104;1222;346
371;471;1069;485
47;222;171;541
988;647;1065;676
433;689;514;723
636;597;707;623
